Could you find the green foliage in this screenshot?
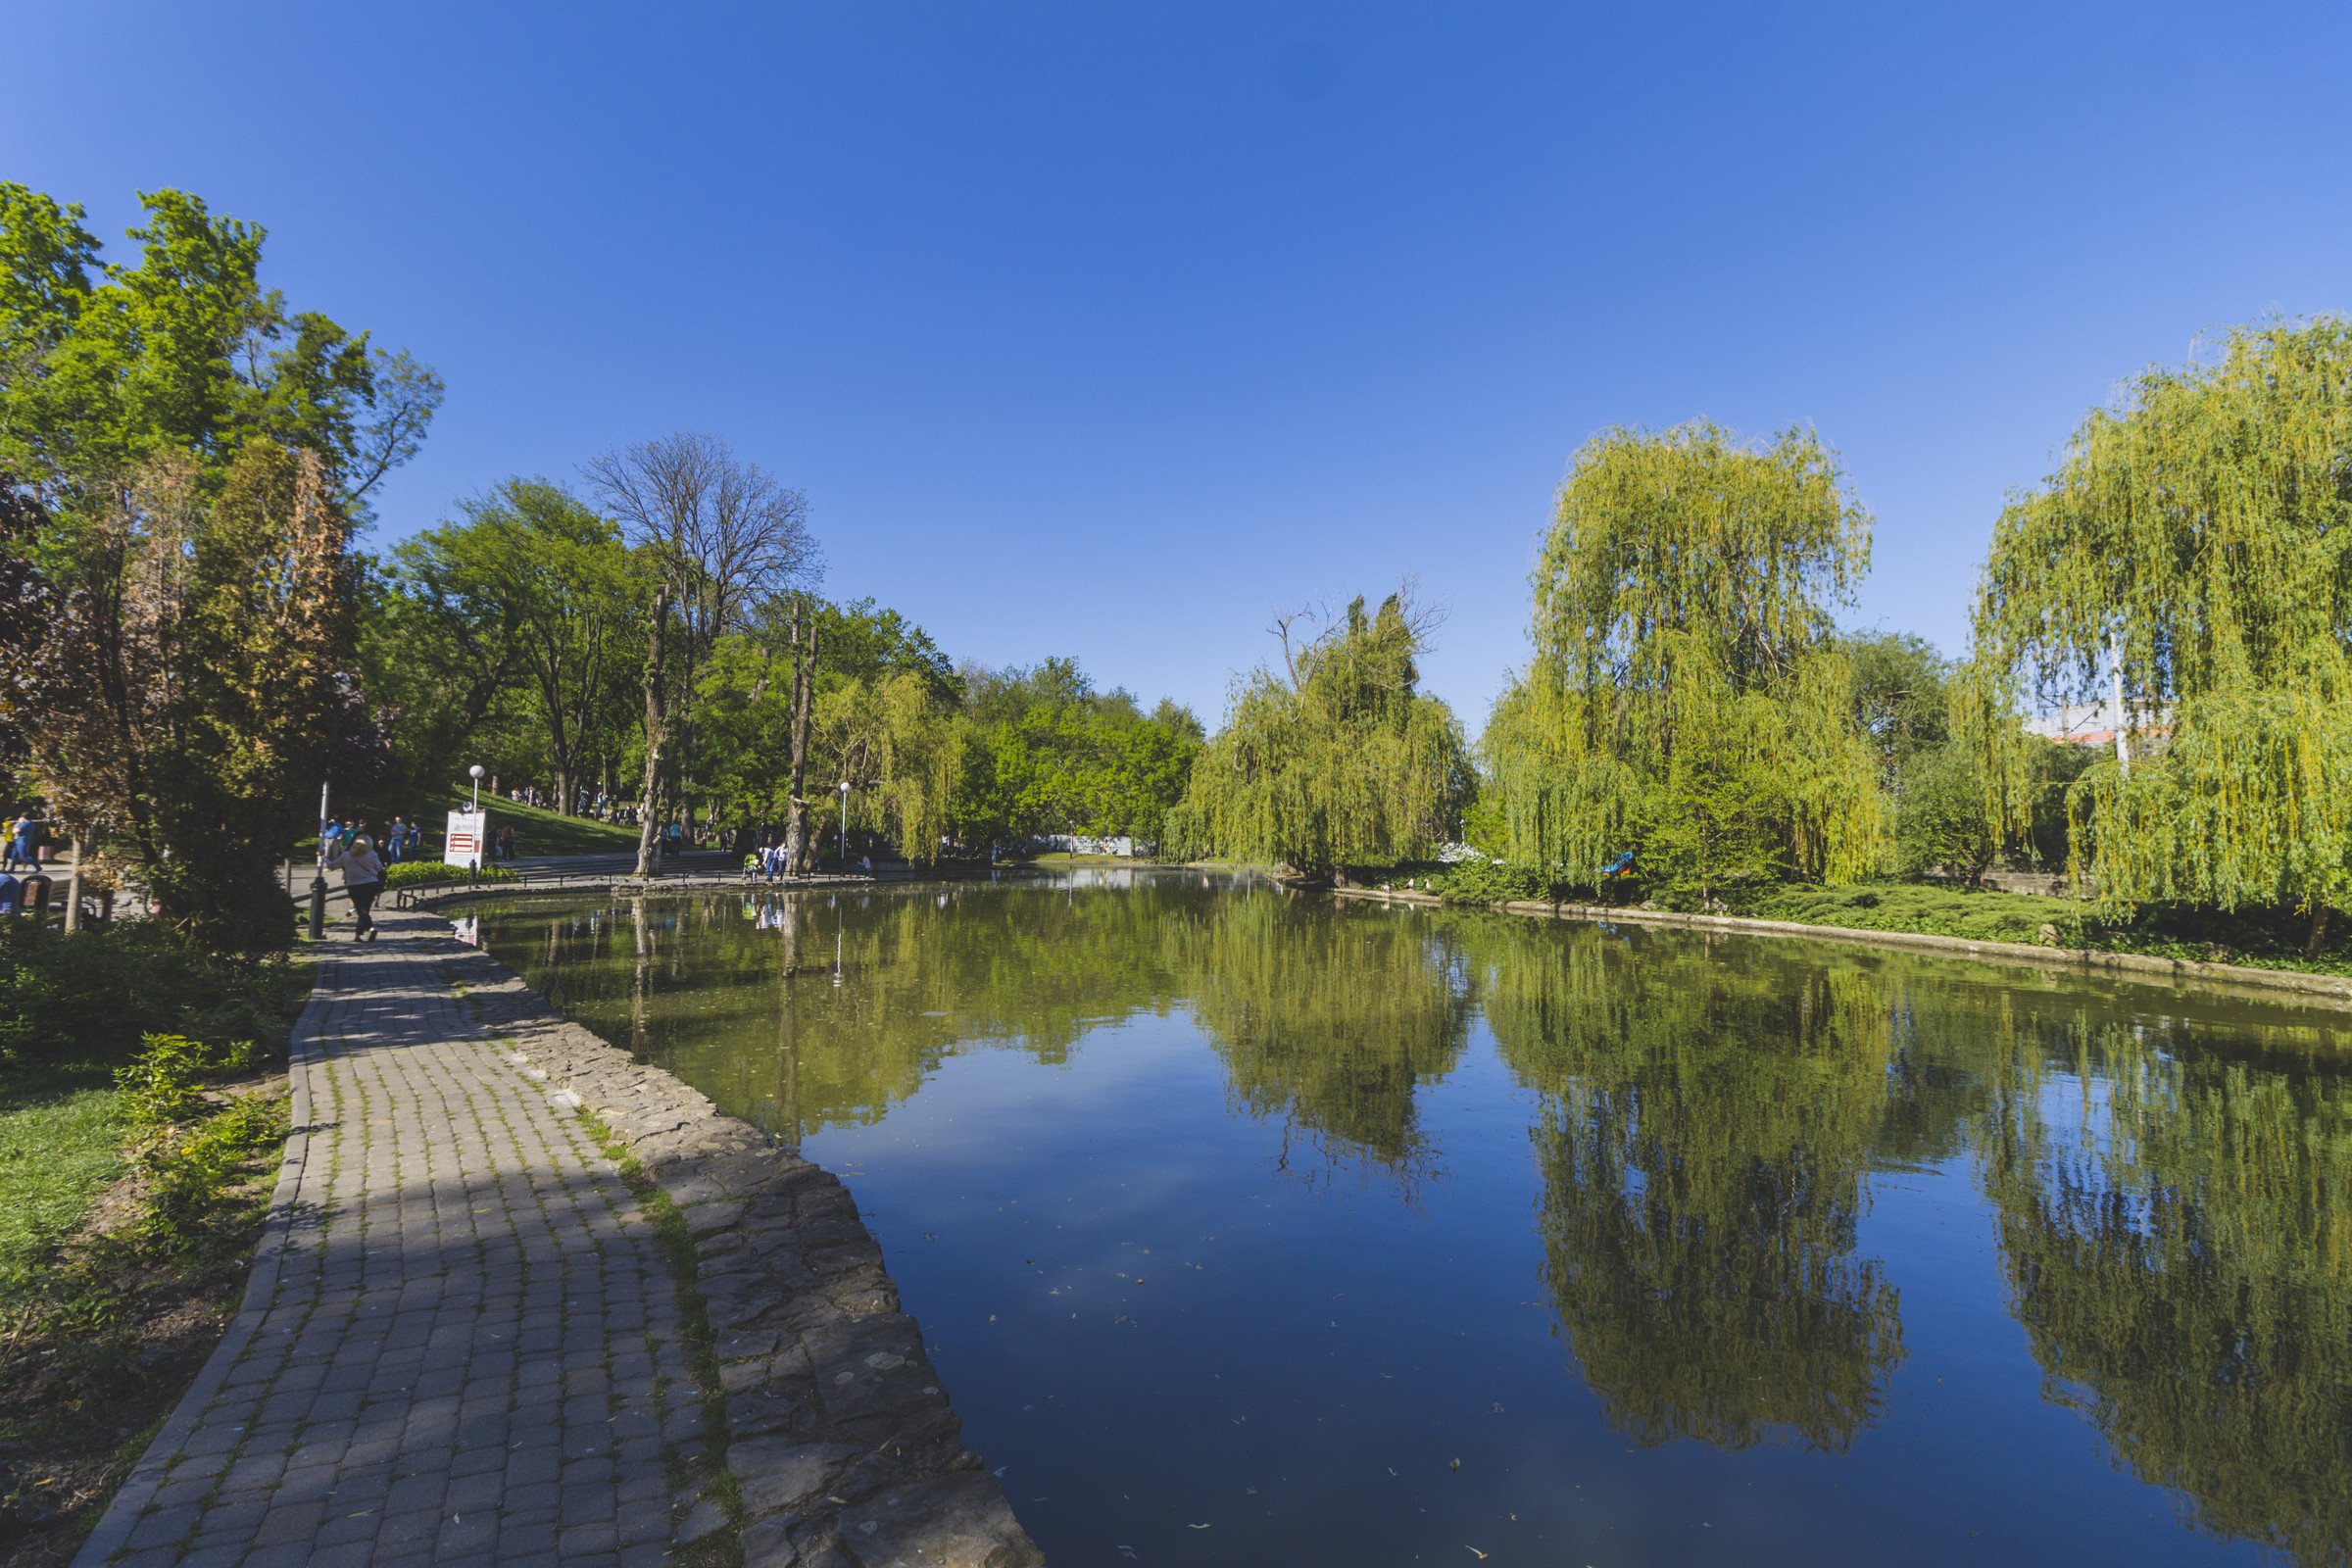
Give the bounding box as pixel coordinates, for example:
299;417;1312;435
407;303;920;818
1640;725;1790;908
1977;318;2352;924
0;182;440;513
1429;858;1563;906
2;444;367;951
135;1093;282;1242
1485;423;1887;887
1169;593;1473;875
369;479;647;809
954;659;1202;849
111;1032;280;1243
0;190;435;952
0;921;298;1067
1755;882;2091;947
1845;631;1952;783
382;859;518;889
1893;741;2001;884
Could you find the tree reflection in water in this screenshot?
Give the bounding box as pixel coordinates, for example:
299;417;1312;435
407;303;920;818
1172;894;1471;1191
1471;923;1906;1451
1979;1009;2352;1566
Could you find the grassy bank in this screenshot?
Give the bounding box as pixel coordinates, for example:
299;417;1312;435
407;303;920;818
433;790;642;858
1404;863;2352;980
301;791;642;860
1753;883;2352;978
0;924;310;1564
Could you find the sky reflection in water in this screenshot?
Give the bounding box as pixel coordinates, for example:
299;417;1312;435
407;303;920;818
479;872;2352;1568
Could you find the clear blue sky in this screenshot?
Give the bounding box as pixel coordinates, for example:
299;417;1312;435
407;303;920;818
7;3;2349;724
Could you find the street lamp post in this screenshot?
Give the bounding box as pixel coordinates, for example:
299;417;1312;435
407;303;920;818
836;781;852;874
308;777;329;941
466;764;487;883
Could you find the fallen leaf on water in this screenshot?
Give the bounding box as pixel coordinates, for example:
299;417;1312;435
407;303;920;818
826;1494;848;1504
1466;1550;1489;1561
1449;1458;1462;1470
1189;1523;1212;1530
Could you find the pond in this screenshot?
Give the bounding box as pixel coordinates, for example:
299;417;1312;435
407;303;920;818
475;871;2352;1568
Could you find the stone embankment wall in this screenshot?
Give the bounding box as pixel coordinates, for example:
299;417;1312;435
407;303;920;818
1330;884;2352;1011
448;946;1043;1568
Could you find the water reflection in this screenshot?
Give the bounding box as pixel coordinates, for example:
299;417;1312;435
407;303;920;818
1175;896;1472;1188
1473;926;1906;1451
1980;1009;2352;1565
482;874;2352;1566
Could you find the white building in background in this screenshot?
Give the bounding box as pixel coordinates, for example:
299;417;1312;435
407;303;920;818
1032;834;1136;858
2024;698;2175;749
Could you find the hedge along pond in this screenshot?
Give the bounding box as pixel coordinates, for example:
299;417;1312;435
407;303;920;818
475;869;2352;1568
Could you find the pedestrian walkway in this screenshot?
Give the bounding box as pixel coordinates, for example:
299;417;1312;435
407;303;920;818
75;924;702;1568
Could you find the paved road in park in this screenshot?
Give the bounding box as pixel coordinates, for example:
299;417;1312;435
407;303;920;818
75;918;704;1568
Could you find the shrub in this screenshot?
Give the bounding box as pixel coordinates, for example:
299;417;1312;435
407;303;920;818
0;923;296;1068
115;1032;280;1243
382;860;517;890
139;1094;282;1240
1433;858;1568;906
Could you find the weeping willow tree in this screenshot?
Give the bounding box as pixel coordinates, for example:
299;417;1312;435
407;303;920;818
1976;318;2352;945
1166;591;1474;877
1483;422;1886;899
1979;1011;2352;1564
812;668;964;862
1471;921;1906;1450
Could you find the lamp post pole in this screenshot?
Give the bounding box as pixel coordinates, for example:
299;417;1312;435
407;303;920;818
466;764;486;883
308;778;329;941
837;781;851;874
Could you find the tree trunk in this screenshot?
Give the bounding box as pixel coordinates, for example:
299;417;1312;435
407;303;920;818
2310;902;2333;957
783;612;818;873
633;589;672;876
63;835;83;933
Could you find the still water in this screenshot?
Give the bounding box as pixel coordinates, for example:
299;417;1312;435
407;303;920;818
476;872;2352;1568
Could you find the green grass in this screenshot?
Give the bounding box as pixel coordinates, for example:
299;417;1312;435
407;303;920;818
0;1062;125;1301
1752;882;2352;977
1754;883;2091;948
431;789;643;858
303;791;644;858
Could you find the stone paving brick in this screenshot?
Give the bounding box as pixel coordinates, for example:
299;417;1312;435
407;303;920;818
73;904;1039;1568
70;917;702;1568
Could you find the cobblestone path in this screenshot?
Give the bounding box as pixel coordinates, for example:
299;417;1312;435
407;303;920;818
75;925;701;1568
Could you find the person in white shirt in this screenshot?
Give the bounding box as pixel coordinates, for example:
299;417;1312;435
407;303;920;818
324;835;386;941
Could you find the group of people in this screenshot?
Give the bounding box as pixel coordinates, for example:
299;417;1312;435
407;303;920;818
0;808;59;917
325;815;426;865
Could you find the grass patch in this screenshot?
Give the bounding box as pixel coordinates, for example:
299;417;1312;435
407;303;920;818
574;1107;743;1568
431;791;642;858
1419;867;2352;979
299;790;644;859
1755;883;2091;948
1754;883;2352;977
0;1065;126;1296
0;934;310;1560
0;1049;290;1562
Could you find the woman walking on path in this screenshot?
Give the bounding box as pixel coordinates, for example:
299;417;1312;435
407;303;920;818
324;833;385;941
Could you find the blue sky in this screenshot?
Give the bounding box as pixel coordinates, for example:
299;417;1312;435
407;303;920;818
7;3;2349;723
